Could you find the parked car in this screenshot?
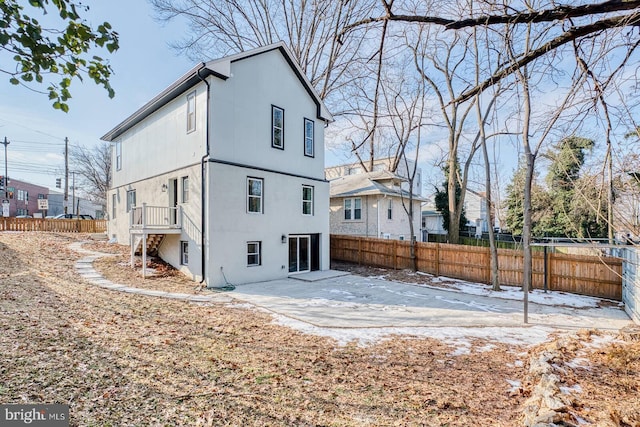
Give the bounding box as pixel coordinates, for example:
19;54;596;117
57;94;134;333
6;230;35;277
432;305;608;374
53;214;94;220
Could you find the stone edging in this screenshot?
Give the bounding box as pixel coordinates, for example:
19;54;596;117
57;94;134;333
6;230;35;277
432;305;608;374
70;242;222;303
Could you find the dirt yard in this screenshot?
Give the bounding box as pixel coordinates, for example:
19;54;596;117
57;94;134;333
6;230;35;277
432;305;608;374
0;232;638;426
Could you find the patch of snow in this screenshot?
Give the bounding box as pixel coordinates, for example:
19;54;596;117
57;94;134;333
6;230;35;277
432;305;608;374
506;379;521;393
566;358;590;369
412;279;611;308
560;384;583;395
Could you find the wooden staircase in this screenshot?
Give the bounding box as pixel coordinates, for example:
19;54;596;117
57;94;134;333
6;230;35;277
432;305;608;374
133;234;165;256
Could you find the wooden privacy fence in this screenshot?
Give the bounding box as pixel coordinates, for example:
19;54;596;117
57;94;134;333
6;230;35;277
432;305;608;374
331;235;623;301
0;218;107;233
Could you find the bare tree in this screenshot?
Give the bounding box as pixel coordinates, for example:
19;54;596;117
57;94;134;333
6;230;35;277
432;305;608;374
69;142;111;204
150;0;377;110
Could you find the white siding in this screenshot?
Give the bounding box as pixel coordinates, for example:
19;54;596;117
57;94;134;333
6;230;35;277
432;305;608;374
207;163;329;286
209;50;325;180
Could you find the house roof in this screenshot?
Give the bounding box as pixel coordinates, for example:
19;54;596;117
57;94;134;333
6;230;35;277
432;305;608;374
330;171;426;201
101;42;333;142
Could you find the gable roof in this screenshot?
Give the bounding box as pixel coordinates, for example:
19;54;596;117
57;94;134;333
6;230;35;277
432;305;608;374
330;171;426;201
101;42;332;142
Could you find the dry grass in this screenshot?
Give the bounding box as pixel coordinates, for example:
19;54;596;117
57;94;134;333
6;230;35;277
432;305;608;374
0;232;638;426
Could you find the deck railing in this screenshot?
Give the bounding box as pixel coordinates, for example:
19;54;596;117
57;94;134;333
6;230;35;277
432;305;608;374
130;203;181;230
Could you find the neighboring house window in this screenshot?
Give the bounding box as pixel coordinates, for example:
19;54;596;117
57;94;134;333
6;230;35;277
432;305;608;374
126;190;136;212
304;118;314;157
302;185;313;215
37;194;45;199
247;241;261;266
272;105;284;149
115;141;122;171
181;176;189;203
180;241;189;265
111;193;117;219
17;190;24;201
187;91;196;133
247;177;263;213
387;199;393;220
399;235;405;241
344;198;362;220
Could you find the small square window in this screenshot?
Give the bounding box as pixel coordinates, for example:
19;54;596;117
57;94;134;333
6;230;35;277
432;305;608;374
247;177;263;214
247;241;261;266
304;118;314;157
180;241;189;265
187;91;196;133
272;105;284;149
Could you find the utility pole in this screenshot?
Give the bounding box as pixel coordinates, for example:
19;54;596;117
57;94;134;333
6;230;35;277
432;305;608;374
64;137;69;214
72;171;76;216
1;136;9;199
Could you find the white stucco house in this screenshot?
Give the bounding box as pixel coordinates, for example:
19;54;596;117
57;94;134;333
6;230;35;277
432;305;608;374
328;170;424;241
103;43;333;287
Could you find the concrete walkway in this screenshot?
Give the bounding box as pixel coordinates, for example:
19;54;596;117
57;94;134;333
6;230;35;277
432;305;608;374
71;242;633;335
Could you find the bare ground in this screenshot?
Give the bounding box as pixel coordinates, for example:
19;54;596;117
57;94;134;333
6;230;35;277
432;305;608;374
0;232;638;426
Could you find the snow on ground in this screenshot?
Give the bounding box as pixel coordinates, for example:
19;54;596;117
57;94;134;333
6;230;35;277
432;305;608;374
413;273;620;308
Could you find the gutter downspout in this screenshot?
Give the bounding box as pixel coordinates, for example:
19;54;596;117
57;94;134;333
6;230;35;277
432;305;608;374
197;64;210;286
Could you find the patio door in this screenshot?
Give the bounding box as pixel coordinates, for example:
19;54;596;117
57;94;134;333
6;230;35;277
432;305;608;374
289;235;310;274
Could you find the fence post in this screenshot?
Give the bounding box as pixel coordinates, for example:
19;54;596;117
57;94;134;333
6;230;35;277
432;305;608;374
393;240;397;270
358;237;362;265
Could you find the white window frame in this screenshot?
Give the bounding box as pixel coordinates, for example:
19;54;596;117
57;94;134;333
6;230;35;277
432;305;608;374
304;118;314;157
181;176;189;203
302;185;313;216
247;177;263;214
126;190;136;213
272;105;284;149
247;241;261;266
115;141;122;171
187;91;196;133
344;197;362;220
180;241;189;265
387;199;393;220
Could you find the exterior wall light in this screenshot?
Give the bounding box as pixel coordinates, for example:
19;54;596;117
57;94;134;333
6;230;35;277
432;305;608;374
281;234;287;244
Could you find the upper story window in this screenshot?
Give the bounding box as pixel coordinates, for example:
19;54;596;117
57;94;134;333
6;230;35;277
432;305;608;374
187;91;196;133
17;190;24;201
37;194;45;199
387;199;393;220
302;185;313;216
181;176;189;203
272;105;284;149
115;141;122;171
126;189;136;212
304;118;314;157
344;197;362;220
247;177;263;214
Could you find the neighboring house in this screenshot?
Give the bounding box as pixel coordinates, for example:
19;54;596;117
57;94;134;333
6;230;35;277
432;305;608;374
422;188;495;240
421;209;446;241
0;178;48;217
325;157;423;197
47;192;104;218
102;43;332;287
329;171;424;241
